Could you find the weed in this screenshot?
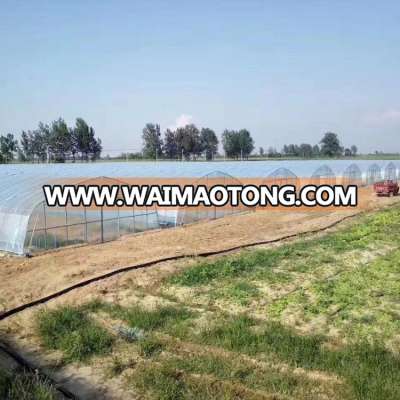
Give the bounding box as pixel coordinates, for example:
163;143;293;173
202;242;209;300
131;363;185;400
93;302;194;333
217;281;260;305
36;306;114;362
165;353;307;396
0;368;56;400
138;337;165;358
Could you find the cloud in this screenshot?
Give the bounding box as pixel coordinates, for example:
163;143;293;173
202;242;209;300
168;114;193;130
364;109;400;126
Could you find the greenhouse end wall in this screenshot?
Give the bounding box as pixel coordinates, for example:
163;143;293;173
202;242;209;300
0;210;30;254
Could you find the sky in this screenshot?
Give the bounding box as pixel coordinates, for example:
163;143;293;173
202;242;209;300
1;0;399;155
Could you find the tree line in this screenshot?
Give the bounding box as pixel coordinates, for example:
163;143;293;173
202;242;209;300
261;132;358;159
0;122;360;163
140;126;356;161
0;118;102;163
141;123;254;160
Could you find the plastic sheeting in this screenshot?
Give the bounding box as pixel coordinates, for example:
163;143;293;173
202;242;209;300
0;160;399;255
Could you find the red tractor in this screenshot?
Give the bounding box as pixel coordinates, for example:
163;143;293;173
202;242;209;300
373;180;399;196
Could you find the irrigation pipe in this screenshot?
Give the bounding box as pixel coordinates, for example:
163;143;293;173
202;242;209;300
0;211;364;322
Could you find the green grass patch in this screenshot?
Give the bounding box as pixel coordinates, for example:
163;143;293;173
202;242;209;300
168;205;400;288
200;316;400;400
214;281;260;305
87;301;194;334
138;337;165;358
168;248;292;286
129;362;185;400
36;306;114;362
165;352;314;397
0;368;56;400
129;361;273;400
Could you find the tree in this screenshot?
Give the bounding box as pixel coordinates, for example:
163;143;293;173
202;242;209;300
142;123;163;159
89;137;102;161
175;124;202;160
200;128;218;160
32;123;50;162
350;145;358;156
283;144;299;157
299;143;313;158
222;130;239;158
17;148;27;162
222;129;254;159
259;147;265;157
163;129;178;159
73;118;101;161
312;144;320;157
238;129;254;159
344;148;352;156
20;131;34;161
320;132;343;157
48;118;72;162
0;133;18;163
267;147;279;158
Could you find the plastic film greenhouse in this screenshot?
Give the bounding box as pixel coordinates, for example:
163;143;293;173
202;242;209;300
0;169;250;255
1;160;398;256
0;176;158;255
176;171;249;225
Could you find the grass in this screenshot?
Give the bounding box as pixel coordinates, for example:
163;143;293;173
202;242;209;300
128;351;340;400
107;356;136;377
214;281;260;306
85;301;194;335
0;368;56;400
138;337;165;358
129;361;274;400
36;306;114;362
169;206;400;288
162;352;310;396
199;315;400;400
130;363;186;400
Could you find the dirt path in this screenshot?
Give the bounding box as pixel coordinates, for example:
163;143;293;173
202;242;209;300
0;193;398;314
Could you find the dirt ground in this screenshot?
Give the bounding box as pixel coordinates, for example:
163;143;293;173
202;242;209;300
0;191;398;314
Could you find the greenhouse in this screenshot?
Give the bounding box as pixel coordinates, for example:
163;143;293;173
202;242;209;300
384;162;397;180
0;160;398;255
263;168;298;187
0;169;249;255
342;164;362;186
311;165;336;185
366;164;382;185
176;171;249;225
0;175;160;255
